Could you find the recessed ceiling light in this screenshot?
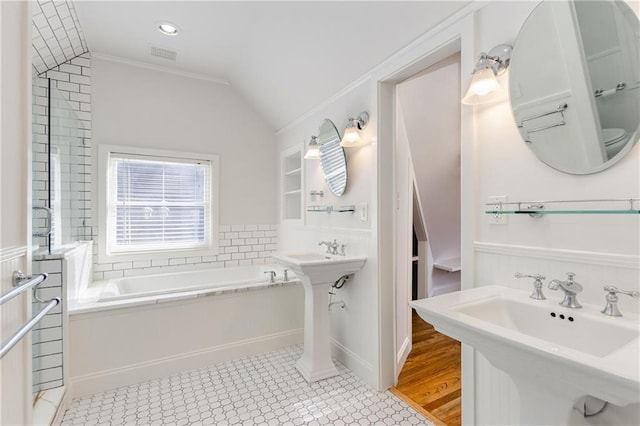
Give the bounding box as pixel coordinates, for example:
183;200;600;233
158;22;179;36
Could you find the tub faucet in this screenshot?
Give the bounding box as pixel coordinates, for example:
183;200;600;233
264;270;276;284
548;272;583;308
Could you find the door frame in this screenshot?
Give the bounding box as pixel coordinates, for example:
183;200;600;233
373;12;478;424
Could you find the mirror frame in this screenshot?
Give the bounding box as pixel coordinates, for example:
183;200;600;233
508;0;640;174
317;119;348;197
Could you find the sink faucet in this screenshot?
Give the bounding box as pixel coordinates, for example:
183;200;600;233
514;272;546;300
548;272;583;308
601;285;639;317
318;239;340;255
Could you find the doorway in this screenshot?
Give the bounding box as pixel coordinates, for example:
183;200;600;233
390;51;463;425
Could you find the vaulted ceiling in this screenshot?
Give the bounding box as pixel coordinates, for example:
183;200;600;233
72;1;469;130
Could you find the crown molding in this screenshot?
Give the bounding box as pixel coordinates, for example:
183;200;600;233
91;52;230;86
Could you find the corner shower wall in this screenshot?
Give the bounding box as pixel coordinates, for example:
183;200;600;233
31;77;87;396
32;77;89;253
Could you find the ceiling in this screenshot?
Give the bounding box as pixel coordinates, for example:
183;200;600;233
74;1;469;131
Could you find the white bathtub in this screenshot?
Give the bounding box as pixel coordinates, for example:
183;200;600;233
68;264;305;396
71;264;296;313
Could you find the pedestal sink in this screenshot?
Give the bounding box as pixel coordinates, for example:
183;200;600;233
272;252;366;382
410;286;640;425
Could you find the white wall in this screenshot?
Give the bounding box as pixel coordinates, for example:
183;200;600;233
0;2;32;424
89;57;280;279
472;1;640;424
91;57;277;226
277;79;380;387
397;53;462;296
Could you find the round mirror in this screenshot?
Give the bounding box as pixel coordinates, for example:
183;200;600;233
317;119;347;196
509;0;640;174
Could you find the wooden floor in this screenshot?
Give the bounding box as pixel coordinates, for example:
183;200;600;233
392;310;461;426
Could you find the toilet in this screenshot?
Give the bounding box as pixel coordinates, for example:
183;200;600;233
602;128;628;159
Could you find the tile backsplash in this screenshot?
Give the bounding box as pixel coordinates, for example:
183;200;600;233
92;224;278;282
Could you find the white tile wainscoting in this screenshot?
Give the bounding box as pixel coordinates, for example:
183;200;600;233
61;345;430;426
472;242;640;425
91;224;278;281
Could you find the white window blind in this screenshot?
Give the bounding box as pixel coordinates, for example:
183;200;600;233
107;152;212;254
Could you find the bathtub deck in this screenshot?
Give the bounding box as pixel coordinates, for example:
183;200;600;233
61;345;431;425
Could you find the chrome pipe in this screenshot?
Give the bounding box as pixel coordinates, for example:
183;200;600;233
0;297;60;359
0;273;48;306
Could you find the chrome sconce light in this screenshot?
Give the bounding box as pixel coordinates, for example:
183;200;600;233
461;44;512;105
304;135;320;160
340;112;369;147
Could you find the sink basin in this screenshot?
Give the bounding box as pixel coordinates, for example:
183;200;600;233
410;285;640;423
272;252;367;283
453;294;638;358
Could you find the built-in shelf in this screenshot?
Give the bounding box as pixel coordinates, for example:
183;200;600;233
284;168;301;176
281;145;303;222
485;197;639;217
433;257;461;273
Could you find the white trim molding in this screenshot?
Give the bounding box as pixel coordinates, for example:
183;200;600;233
70;329;303;398
330;338;374;386
474;242;640;269
91;52;230;86
0;246;28;263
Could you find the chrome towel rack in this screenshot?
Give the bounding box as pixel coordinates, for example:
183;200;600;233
594;82;625;98
0;297;60;359
518;103;568;138
0;272;48;305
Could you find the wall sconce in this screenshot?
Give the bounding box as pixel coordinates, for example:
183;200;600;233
340;112;369;147
461;44;512;105
304;136;320;160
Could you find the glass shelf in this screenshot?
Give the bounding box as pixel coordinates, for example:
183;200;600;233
486;210;640;215
484;197;639;216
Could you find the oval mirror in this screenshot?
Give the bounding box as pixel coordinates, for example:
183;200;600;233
509;0;640;174
318;119;347;196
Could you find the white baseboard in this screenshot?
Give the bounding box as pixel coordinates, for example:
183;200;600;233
70;329;303;398
330;339;375;388
396;336;411;379
474;242;640;269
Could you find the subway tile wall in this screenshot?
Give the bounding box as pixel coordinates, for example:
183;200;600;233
32;0;88;75
32;259;65;392
32;53;93;249
92;224;278;282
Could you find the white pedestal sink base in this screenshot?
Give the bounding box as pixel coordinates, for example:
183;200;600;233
296;279;339;382
512;376;582;425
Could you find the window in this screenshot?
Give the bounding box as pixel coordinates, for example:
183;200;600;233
98;145;219;261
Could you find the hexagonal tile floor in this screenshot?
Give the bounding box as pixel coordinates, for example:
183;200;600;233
61;345;431;425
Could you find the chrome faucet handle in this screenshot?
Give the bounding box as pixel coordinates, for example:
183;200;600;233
318;240;332;254
331;239;340;255
549;272;583;308
340;244;346;256
601;285;640;317
514;272;546;300
283;269;289;282
264;270;276;284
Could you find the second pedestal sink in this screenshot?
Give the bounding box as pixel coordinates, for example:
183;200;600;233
272;251;366;382
410;286;640;425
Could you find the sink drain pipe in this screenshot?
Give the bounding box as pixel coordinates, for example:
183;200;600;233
328;274;353;311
